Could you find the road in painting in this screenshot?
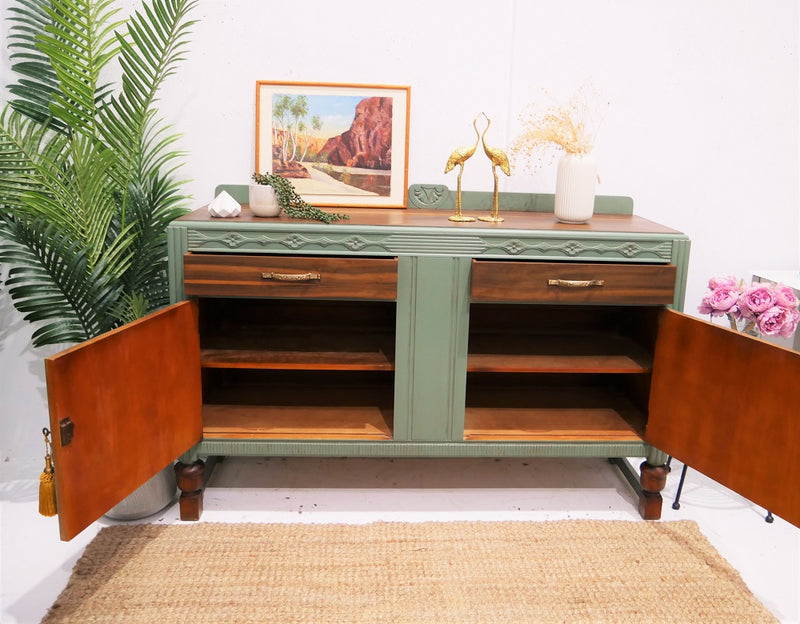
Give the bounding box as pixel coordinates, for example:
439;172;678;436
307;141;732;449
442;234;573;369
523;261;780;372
271;93;393;197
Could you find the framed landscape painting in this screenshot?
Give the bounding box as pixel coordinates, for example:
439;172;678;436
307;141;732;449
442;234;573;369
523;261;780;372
256;81;410;208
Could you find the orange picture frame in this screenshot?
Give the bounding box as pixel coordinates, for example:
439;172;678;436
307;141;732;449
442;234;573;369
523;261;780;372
256;81;410;208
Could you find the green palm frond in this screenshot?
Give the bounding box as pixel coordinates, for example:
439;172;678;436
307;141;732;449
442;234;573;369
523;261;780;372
0;0;196;347
139;119;186;178
0;215;124;345
110;174;186;321
101;0;197;194
6;0;64;130
1;106;131;270
36;0;123;136
0;106;57;210
61;133;124;265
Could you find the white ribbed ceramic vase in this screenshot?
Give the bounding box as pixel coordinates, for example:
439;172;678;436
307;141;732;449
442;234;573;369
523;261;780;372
554;152;597;224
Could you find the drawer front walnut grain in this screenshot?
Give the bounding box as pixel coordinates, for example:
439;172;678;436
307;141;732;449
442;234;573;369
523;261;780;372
471;260;676;304
184;254;397;300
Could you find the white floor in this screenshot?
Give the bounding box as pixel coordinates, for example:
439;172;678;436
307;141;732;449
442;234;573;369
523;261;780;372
1;455;798;623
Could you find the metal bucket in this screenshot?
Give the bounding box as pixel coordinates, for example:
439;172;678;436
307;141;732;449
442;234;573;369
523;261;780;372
105;464;178;520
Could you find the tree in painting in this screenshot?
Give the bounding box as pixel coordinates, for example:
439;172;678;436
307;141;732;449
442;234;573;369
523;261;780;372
270;93;393;197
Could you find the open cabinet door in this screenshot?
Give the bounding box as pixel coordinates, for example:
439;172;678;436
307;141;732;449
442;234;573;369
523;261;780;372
45;301;202;540
648;309;800;528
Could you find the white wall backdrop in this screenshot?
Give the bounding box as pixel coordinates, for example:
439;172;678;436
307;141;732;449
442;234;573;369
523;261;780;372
1;0;798;461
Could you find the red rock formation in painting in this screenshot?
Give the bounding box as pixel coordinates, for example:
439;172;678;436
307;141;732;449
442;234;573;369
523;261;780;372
319;97;393;170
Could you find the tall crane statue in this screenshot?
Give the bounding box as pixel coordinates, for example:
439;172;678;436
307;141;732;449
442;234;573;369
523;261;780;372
443;115;481;222
477;112;511;223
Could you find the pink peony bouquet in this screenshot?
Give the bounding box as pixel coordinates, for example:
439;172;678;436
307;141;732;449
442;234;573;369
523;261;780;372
699;276;800;339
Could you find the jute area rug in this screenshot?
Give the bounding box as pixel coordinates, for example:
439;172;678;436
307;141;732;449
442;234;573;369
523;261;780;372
43;520;776;624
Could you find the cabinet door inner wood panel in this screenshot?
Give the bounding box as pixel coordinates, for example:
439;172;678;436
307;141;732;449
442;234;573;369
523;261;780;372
471;260;676;304
184;253;398;300
648;309;800;528
44;302;202;540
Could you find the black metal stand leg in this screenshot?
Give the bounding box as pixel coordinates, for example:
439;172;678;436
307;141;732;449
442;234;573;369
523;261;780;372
665;457;773;523
672;463;688;510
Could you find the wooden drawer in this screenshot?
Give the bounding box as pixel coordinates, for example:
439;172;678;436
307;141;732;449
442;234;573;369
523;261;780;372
470;260;676;304
184;254;398;300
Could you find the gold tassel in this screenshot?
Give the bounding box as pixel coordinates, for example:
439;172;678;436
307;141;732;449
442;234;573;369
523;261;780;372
39;428;57;517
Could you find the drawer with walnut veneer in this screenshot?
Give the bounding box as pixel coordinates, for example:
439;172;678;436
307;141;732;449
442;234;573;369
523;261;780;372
471;260;677;305
183;253;398;300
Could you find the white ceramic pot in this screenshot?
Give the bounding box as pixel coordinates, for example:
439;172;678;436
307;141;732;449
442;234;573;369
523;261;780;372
554;152;597;224
248;184;282;217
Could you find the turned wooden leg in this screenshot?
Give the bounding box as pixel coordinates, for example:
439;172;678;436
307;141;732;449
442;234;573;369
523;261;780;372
639;461;669;520
175;459;205;521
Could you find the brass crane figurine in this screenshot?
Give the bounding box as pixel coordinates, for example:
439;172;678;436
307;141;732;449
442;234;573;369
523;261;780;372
477;112;511;223
444;115;480;222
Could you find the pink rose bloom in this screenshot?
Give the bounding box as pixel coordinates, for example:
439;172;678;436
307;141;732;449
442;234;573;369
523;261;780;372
737;283;776;320
708;275;738;289
698;286;740;317
756;306;792;336
779;307;800;339
773;284;799;309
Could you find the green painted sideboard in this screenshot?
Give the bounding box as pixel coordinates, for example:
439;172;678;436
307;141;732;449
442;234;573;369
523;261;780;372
43;184;800;539
166;184;691;521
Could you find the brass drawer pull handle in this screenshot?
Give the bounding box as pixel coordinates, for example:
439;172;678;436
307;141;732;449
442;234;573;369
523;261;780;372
548;278;605;288
261;271;321;282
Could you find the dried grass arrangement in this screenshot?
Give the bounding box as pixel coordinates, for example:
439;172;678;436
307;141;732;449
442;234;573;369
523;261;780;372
510;81;607;175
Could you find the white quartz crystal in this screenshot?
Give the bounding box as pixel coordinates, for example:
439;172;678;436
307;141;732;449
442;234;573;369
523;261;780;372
208;190;241;218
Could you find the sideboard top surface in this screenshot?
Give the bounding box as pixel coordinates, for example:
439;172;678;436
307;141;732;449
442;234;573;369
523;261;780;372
170;196;689;271
176;205;684;237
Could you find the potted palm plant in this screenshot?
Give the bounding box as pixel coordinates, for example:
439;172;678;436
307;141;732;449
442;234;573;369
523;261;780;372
0;0;197;518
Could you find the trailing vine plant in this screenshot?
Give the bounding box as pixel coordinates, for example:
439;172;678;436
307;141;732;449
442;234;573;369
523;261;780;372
252;173;349;224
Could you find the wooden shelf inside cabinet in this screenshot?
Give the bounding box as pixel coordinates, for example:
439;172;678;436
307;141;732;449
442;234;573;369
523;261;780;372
197;299;396;371
202;404;393;440
200;330;395;371
467;332;652;374
201;371;394;440
464;387;647;442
